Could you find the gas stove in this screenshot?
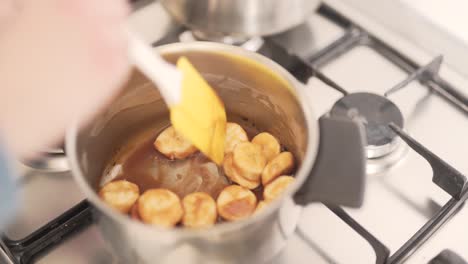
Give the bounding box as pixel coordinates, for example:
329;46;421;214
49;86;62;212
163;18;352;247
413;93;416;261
1;2;468;264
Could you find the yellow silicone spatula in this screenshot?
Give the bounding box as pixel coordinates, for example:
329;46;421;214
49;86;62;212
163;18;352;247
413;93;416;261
128;33;226;164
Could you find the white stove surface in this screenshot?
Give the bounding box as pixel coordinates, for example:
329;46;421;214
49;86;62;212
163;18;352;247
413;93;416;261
3;2;468;264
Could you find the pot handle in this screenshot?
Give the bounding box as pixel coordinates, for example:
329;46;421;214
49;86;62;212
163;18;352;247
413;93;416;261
294;116;366;207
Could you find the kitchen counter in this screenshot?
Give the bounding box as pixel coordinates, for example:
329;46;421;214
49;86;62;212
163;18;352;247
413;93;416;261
327;0;468;83
403;0;468;44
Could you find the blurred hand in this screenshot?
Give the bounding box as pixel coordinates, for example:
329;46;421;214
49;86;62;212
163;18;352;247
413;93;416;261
0;0;131;157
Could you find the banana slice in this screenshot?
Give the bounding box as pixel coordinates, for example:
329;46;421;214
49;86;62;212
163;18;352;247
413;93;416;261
217;185;257;221
225;122;248;154
232;142;266;181
252;132;281;162
138;189;183;228
261;152;295;185
154;126;198;160
182;192;217;228
255;200;269;213
263;176;295;201
223;153;260;189
99;180;140;214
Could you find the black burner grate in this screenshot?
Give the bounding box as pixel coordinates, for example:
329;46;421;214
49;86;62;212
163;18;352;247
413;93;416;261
430;250;468;264
1;201;93;264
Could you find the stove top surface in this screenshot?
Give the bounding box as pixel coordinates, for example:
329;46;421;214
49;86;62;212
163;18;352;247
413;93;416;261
2;2;468;264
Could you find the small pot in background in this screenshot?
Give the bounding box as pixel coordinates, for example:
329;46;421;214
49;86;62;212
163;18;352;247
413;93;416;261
160;0;321;42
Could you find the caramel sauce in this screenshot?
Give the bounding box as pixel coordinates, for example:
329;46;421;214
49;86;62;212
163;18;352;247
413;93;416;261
113;138;229;199
130;204;140;221
99;116;290;225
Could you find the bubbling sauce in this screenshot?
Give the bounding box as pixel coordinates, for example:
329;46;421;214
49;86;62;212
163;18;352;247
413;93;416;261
102;116;265;202
98;116;294;227
113;138;229;199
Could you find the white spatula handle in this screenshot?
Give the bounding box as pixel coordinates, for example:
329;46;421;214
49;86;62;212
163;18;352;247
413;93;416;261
128;31;182;106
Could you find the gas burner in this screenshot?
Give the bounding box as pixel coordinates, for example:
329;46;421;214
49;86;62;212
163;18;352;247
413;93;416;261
179;30;250;45
191;30;252;45
21;148;69;172
178;30;265;52
330;92;404;159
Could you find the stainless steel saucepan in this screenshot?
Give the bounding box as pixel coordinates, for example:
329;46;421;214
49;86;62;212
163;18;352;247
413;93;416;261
66;42;365;264
160;0;321;41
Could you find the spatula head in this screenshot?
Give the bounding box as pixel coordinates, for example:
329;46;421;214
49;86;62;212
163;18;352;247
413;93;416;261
170;57;226;164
